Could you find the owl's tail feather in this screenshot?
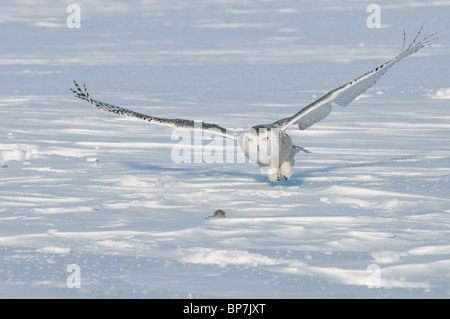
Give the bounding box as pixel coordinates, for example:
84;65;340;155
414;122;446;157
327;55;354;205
294;145;311;154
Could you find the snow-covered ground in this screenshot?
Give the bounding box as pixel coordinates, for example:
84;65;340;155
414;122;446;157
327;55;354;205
1;0;449;298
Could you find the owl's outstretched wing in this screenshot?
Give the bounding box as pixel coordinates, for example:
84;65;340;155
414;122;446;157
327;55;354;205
70;81;237;140
276;26;437;131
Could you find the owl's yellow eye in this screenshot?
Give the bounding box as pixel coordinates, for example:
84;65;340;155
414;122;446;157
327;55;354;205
262;136;269;141
248;138;254;143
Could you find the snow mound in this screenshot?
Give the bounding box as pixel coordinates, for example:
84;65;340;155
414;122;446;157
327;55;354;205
427;88;450;99
0;144;38;166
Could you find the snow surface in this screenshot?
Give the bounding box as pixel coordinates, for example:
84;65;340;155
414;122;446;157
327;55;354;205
1;0;450;298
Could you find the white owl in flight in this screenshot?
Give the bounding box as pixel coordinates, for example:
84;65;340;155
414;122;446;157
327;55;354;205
72;27;436;181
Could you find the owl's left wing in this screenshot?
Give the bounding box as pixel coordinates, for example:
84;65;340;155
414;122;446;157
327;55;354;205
276;27;437;131
71;81;237;140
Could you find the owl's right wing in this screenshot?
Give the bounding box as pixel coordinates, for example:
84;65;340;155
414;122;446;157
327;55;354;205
275;26;437;131
71;81;238;140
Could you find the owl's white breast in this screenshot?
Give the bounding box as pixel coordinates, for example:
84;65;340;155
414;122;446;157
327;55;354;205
237;126;294;168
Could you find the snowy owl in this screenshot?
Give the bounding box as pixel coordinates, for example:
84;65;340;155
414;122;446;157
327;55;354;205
71;27;436;181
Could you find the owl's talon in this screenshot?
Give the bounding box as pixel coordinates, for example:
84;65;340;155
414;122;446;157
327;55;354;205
268;170;280;182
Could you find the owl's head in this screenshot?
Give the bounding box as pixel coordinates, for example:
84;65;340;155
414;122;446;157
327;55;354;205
238;125;280;166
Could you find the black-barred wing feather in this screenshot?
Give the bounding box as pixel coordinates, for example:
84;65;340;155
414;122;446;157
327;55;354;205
277;26;437;131
71;81;237;140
